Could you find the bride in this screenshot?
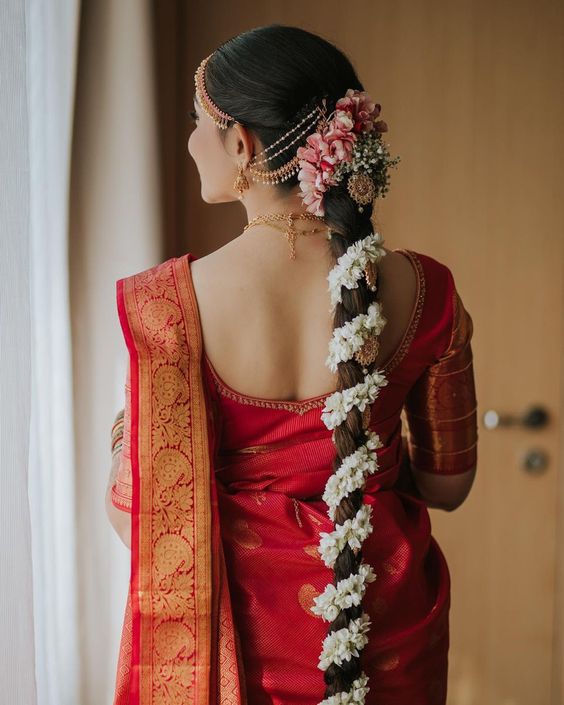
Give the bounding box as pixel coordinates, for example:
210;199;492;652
106;23;477;705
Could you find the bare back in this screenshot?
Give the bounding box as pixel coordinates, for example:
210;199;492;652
190;234;418;402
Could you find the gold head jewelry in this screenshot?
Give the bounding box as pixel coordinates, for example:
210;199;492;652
194;52;328;189
194;54;234;130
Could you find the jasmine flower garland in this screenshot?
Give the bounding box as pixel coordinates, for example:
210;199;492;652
327;232;387;311
315;228;392;703
303;87;400;705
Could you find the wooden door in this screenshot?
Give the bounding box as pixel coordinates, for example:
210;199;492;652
381;3;564;703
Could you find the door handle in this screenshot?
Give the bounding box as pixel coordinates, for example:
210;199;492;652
482;404;549;430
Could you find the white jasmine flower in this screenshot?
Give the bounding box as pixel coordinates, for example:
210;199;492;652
321;371;388;430
318;672;371;705
318;612;372;670
365;430;384;452
326;301;387;372
322;444;381;520
311;562;377;621
327;233;387;310
318;504;374;568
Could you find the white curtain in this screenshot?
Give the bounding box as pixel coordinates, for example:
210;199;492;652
26;0;83;702
1;0;81;704
69;0;162;703
1;0;161;703
0;3;37;701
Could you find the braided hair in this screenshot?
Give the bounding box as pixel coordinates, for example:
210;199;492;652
204;24;398;704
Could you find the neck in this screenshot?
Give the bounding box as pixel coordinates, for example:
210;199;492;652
239;184;318;223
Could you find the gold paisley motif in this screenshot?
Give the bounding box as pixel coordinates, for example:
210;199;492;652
154;447;189;487
154;533;193;576
231;519;263;549
154;620;195;660
305;512;323;526
298;584;323;619
141;298;182;330
153;364;190;406
382;560;400;575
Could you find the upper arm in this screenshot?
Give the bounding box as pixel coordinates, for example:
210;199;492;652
403;283;478;510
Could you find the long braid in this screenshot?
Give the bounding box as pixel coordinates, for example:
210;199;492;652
311;186;389;704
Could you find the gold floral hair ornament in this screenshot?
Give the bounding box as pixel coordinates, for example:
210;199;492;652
296;89;401;217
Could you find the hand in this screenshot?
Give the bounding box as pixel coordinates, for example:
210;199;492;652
105;447;131;549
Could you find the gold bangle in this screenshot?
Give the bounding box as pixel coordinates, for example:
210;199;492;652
112;417;124;431
111;424;124;441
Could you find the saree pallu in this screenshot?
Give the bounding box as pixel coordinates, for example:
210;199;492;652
111;256;247;704
111;249;478;705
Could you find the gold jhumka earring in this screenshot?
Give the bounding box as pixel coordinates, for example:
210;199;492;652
233;162;250;200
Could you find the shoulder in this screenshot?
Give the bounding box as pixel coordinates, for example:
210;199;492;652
116;255;190;292
407;249;455;285
404;250;465;361
406;249;458;306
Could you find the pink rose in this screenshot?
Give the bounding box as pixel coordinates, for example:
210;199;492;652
336;89;382;133
297;160;327;216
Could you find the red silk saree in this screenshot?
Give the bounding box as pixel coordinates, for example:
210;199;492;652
111;249;478;705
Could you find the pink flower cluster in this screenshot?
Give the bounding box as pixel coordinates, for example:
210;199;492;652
296;89;388;216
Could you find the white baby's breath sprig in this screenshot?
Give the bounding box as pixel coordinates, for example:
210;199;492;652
318;612;372;670
327;232;386;311
311;562;377;622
